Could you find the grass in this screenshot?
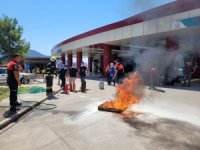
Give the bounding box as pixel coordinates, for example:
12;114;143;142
0;87;9;101
0;87;31;101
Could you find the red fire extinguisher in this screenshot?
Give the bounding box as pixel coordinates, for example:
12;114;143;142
64;84;69;94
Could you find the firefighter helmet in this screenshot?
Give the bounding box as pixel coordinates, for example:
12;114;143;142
50;56;56;61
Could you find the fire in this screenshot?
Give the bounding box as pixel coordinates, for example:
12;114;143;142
98;72;143;112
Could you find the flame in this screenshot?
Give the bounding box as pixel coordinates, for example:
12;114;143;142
99;72;143;111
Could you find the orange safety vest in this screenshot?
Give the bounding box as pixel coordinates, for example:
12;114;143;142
7;61;18;70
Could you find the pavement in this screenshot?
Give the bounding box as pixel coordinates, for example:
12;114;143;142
0;78;200;150
0;78;61;122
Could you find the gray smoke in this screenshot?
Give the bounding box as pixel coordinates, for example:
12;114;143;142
123;35;200;85
123;0;176;16
120;0;200;85
132;48;184;84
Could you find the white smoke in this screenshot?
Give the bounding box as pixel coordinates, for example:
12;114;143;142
123;43;194;85
122;0;176;17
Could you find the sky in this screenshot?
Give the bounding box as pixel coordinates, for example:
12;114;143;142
0;0;175;56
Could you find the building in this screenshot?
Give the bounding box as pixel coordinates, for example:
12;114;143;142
51;0;200;78
24;50;50;73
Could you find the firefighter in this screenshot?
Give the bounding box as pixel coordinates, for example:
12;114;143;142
7;54;22;111
45;56;57;97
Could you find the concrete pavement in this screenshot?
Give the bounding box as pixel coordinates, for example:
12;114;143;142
0;78;61;124
0;79;200;150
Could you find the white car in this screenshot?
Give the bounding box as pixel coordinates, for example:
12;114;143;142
0;67;30;84
0;67;7;84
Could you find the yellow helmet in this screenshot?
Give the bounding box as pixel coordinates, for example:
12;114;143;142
50;56;57;61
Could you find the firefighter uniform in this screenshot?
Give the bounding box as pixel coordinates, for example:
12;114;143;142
45;57;57;96
7;60;20;109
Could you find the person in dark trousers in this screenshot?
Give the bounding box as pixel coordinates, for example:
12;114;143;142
69;63;78;92
7;54;22;111
105;64;110;85
79;62;88;92
113;60;124;84
45;56;57;97
59;61;66;91
99;65;103;77
183;61;193;87
108;62;116;86
79;62;88;81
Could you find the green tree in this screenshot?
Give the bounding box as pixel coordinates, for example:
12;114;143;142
0;15;30;63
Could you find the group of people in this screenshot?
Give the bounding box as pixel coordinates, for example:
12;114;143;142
182;60;198;87
149;60;199;89
6;53;199;112
58;61;88;93
105;60;125;86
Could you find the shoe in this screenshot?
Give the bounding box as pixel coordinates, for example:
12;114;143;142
15;102;22;106
46;93;53;97
10;107;20;112
60;90;65;94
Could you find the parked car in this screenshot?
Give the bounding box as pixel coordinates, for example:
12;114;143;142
0;67;30;84
177;66;184;82
0;67;7;84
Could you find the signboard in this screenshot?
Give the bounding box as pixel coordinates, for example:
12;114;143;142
172;16;200;29
172;21;186;29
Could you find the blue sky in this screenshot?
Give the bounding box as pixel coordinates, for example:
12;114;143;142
0;0;175;56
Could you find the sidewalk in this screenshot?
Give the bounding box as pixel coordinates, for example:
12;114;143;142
0;78;61;122
0;79;200;150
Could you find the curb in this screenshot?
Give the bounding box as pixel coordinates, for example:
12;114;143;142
0;89;61;130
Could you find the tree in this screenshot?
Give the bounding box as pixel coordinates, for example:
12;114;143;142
0;15;30;63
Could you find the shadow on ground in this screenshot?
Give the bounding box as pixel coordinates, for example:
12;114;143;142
3;110;17;118
121;112;200;150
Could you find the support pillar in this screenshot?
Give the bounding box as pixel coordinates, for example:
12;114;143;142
76;51;82;68
166;37;179;52
88;53;93;73
61;53;66;65
67;52;72;68
103;44;111;73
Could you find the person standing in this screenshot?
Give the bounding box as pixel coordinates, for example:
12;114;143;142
79;62;88;81
7;54;22;111
69;63;78;92
183;61;193;87
59;61;66;91
79;62;88;92
108;62;116;86
45;56;57;97
105;64;110;85
113;60;124;84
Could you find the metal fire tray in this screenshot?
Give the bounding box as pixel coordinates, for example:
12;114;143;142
98;104;124;113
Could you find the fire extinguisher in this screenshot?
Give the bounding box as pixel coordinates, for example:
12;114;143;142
64;84;69;94
99;79;104;90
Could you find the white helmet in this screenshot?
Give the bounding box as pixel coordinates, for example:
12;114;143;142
50;56;56;61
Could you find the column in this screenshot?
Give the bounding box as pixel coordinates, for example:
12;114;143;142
67;52;72;68
76;51;82;68
166;37;179;51
88;53;93;73
61;53;66;65
103;44;111;73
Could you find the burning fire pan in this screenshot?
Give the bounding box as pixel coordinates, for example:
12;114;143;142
98;104;124;113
